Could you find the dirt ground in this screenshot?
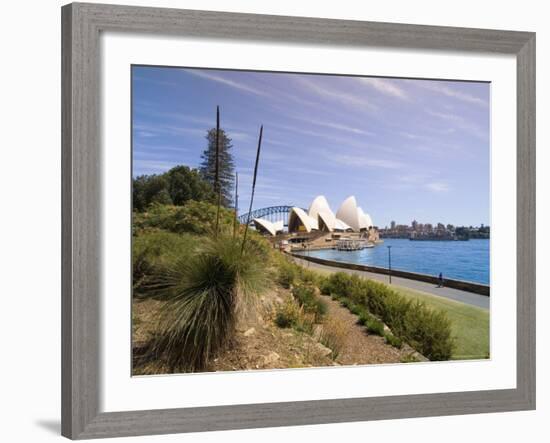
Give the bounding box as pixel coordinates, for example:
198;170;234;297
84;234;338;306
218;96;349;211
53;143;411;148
132;286;421;375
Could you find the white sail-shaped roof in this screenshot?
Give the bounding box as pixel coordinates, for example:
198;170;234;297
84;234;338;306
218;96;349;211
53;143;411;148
317;209;337;231
336;196;361;232
308;195;331;219
288;207;318;233
334;218;352;231
309;196;337;231
288;195;373;233
357;207;373;230
357;207;368;230
363;212;374;229
253;218;284;236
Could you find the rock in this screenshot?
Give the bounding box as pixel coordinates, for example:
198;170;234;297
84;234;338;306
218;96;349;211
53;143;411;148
314;342;333;357
243;327;256;337
263;351;280;364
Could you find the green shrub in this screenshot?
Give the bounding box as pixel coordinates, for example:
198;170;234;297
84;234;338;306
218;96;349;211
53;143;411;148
322;272;454;360
292;283;327;322
401;300;454;361
298;267;320;285
385;333;403;349
357;312;374;326
275;257;321;289
275;311;294;328
340;298;352;309
365;318;385;336
349;304;362;316
133;201;235;235
318;276;332;295
277;260;298;289
132;231;199;297
274;298;315;334
274;299;301;328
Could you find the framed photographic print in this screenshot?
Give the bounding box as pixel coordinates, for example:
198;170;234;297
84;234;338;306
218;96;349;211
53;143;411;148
61;2;535;439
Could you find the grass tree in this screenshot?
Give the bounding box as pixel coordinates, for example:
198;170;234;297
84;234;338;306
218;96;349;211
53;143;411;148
148;233;269;371
145;111;269;372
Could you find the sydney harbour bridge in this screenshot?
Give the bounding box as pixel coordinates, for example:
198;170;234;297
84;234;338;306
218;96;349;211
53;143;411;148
237;205;304;226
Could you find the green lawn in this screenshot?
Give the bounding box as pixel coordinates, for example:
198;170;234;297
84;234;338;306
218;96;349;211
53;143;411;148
393;286;490;360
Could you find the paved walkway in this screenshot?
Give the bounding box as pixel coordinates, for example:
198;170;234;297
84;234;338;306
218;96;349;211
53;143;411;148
292;256;489;310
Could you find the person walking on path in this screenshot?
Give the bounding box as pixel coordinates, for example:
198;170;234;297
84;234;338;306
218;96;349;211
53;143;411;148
437;272;444;288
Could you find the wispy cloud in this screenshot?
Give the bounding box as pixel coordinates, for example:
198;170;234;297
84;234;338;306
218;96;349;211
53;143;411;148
268;123;379;153
288;114;374;136
426;110;488;140
425;181;450;192
400;132;430;140
358;78;409;100
183;70;270;97
295;76;377;111
136;130;156;138
327;152;403;169
416;81;488;107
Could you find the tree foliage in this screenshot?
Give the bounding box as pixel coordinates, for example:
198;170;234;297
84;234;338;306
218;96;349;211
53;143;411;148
133;165;215;212
199;128;235;207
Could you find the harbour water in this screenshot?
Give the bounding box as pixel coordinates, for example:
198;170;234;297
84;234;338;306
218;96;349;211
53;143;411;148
299;238;490;284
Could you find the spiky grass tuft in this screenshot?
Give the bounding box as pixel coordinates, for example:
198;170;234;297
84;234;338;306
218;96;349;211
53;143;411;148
147;233;269;372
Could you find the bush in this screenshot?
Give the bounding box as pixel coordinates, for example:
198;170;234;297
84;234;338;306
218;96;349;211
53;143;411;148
318;276;332;295
402;300;454;361
292;283;327;322
274;299;301;328
274;298;315;334
277;260;299;289
132;231;199;297
357;312;373;326
323;272;454;360
365;318;385;336
133;201;235;235
275;311;293;328
349;303;363;316
298;267;320;286
385;333;403;349
275;257;322;289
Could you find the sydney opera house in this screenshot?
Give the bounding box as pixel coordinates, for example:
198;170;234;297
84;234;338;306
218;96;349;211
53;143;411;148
253;195;374;236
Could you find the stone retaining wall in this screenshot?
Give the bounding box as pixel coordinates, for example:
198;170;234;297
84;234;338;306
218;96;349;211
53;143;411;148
291;253;490;296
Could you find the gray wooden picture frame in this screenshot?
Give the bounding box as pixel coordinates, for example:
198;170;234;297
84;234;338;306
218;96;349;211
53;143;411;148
61;2;536;439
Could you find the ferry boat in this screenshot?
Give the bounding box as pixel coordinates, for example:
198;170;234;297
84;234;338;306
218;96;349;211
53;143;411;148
335;239;373;251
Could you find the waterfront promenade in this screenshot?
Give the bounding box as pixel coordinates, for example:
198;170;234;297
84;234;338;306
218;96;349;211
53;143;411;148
291;255;490;310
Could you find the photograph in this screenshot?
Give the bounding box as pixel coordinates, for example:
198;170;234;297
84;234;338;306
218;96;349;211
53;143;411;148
131;66;490;375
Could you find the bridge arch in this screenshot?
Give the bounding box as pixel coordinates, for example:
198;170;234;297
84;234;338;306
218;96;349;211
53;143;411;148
237;205;305;226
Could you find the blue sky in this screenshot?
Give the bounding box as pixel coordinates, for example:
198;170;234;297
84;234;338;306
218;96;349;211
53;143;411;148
132;66;490;228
